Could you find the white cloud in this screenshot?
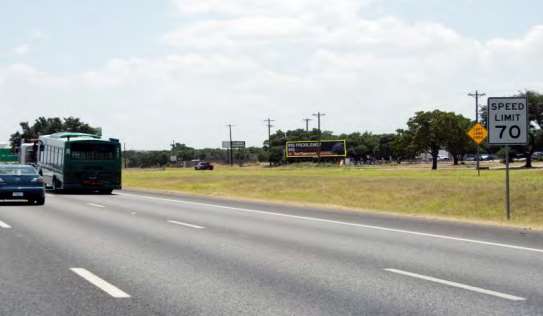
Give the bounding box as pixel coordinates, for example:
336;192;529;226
10;30;45;57
1;2;542;149
13;44;30;55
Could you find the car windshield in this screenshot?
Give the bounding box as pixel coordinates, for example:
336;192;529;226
0;166;37;175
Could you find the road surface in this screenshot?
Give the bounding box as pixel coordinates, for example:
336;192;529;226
0;190;542;315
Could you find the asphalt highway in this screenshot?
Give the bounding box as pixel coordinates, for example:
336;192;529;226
1;190;542;315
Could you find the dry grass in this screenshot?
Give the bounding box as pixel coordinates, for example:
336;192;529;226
123;163;543;228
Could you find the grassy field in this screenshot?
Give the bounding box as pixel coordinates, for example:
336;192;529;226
123;163;543;228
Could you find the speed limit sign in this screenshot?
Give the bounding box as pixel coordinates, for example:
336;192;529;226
487;97;528;145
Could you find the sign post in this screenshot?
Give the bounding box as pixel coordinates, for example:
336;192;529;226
467;122;488;176
487;96;528;220
505;146;511;220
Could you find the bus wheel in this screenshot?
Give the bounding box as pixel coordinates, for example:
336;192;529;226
53;178;63;192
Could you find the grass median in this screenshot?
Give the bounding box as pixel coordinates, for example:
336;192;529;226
123;164;543;228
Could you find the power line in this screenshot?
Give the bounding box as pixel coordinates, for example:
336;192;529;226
468;90;486;176
302;118;312;131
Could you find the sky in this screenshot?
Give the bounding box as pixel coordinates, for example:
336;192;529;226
1;0;542;149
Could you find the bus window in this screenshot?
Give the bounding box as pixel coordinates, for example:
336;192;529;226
70;143;116;160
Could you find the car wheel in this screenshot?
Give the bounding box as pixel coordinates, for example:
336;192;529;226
34;198;45;206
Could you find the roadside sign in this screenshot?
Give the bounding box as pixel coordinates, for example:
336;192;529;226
170;155;177;163
222;141;246;149
467;122;488;145
286;140;346;158
487;97;528;145
487;96;529;221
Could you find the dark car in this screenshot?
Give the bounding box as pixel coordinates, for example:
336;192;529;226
0;164;45;205
194;161;214;170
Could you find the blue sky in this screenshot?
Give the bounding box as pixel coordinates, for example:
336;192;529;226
1;1;173;73
1;1;542;149
2;0;542;73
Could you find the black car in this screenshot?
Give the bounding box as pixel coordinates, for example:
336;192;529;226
0;164;45;205
194;161;214;170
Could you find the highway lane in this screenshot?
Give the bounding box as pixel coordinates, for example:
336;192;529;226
0;191;542;315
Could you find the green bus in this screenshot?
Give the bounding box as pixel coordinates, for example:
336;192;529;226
38;132;122;193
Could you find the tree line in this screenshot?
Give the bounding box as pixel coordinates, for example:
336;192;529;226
8;91;543;169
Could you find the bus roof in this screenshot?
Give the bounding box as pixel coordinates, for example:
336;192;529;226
39;132;116;144
49;132;100;139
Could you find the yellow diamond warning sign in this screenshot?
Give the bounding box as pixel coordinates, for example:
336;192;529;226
467;122;488;145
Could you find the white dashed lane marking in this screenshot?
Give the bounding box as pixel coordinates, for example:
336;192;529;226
71;268;130;298
167;220;205;229
118;192;543;254
385;268;526;301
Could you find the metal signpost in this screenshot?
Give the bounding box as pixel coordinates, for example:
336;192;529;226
467;122;488;176
487;97;529;220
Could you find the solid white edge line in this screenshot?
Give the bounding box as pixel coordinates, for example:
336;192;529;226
70;268;130;298
167;220;205;229
117;192;543;254
88;203;105;208
385;268;526;301
0;220;12;229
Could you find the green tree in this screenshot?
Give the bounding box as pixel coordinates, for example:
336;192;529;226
404;110;452;170
441;113;474;165
9;116;98;151
171;143;196;161
392;129;417;163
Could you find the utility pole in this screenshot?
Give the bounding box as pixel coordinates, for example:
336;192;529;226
264;118;275;166
468;90;486;176
227;124;234;167
312;112;326;163
302;118;312;132
123;143;127;168
312;112;326;134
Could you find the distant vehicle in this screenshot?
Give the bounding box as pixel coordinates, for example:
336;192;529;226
0;164;45;205
437;155;449;161
480;154;495;161
19;142;39;165
38;132;122;194
194;161;214;170
464;155;476;161
533;151;543;161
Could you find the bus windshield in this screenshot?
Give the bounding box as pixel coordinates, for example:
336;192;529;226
70;143;117;161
